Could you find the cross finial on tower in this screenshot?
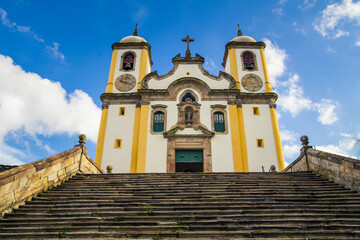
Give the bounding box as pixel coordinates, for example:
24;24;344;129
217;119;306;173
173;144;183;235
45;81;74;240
237;24;243;36
133;24;138;36
181;35;194;58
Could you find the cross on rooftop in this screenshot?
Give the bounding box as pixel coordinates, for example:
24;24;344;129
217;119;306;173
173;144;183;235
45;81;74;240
181;35;194;58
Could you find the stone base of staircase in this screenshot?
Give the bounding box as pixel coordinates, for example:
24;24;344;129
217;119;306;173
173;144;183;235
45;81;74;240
1;172;360;239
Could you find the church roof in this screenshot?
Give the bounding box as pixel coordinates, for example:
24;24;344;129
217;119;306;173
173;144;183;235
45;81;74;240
120;35;147;43
120;24;147;43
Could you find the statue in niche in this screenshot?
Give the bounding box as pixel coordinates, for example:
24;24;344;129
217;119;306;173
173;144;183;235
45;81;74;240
185;108;193;125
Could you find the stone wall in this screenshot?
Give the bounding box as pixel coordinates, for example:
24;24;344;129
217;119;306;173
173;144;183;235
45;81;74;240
0;145;103;216
284;147;360;192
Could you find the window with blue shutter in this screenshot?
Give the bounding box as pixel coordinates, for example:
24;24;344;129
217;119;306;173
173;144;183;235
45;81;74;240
214;112;225;133
153;111;164;132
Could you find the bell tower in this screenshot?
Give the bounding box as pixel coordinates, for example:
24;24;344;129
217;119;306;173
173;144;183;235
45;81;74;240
222;25;285;172
95;25;153;171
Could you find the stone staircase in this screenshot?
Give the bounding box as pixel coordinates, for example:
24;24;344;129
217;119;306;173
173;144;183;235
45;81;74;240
1;172;360;239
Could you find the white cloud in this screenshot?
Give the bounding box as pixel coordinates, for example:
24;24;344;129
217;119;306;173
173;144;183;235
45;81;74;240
313;99;339;125
314;0;360;38
0;143;26;166
263;38;287;88
0;8;44;43
0;8;62;57
46;42;65;60
283;144;300;159
265;39;339;125
299;0;317;10
279;0;288;5
315;133;359;159
280;128;297;142
204;57;217;74
356;40;360;46
273;8;283;15
0;54;101;145
277;74;313;117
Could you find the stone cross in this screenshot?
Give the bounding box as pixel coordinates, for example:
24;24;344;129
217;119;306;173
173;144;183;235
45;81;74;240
181;35;194;58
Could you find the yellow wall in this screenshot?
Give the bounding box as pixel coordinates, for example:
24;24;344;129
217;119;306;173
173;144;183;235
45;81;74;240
270;108;285;171
237;107;249;171
136;105;149;172
105;49;118;93
137;49;148;90
130;107;141;173
94;108;109;167
229;105;243;172
228;48;240;90
259;48;272;93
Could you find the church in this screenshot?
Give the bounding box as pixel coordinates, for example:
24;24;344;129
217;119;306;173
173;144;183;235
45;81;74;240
94;25;285;173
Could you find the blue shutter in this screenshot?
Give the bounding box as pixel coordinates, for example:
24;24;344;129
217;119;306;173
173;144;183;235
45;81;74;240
214;112;225;132
153;111;164;132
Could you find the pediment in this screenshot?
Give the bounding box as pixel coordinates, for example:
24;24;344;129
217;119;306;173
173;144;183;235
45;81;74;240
163;124;215;138
141;55;236;90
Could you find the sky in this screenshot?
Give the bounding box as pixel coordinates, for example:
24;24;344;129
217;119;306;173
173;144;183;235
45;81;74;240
0;0;359;167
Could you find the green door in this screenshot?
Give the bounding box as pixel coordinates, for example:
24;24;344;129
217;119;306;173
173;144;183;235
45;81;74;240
175;150;203;163
175;150;203;172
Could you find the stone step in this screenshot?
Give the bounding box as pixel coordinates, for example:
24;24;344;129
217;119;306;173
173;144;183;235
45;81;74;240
0;229;359;239
2;171;360;239
17;203;360;211
2;223;360;233
6;211;360;219
2;218;360;227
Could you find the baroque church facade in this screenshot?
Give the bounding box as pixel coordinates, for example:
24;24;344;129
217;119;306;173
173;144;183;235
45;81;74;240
94;26;285;173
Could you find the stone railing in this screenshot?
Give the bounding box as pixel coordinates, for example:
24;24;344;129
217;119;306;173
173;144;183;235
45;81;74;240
284;135;360;192
0;135;104;216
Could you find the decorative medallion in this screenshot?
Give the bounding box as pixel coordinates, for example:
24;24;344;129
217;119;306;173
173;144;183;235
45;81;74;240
241;74;263;92
115;74;136;92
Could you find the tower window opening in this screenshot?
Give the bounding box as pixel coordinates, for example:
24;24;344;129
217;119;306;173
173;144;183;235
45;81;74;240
243;51;255;70
114;139;122;149
153;111;165;132
214;112;225;132
119;107;126;116
253;107;260;115
122;53;135;70
257;139;264;148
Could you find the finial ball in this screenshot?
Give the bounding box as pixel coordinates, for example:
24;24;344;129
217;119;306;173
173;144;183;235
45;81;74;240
270;165;276;172
300;135;309;146
106;165;113;174
79;134;87;142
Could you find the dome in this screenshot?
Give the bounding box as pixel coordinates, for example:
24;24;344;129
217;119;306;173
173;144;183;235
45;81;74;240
231;35;256;43
120;35;147;43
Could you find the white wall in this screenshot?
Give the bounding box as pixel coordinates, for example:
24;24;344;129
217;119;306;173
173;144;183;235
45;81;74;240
242;104;278;172
101;104;135;173
211;107;234;172
147;64;230;90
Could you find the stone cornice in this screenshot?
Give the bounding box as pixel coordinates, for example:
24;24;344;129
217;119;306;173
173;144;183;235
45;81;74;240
222;41;266;67
172;53;205;64
163;124;215;138
100;91;278;108
111;42;153;66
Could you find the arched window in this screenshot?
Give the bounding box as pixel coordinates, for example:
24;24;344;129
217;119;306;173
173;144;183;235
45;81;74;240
122;52;135;70
242;51;255;70
153;111;165;132
214;112;225;132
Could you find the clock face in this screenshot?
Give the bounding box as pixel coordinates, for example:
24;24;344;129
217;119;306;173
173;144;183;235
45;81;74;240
115;74;136;92
241;74;263;92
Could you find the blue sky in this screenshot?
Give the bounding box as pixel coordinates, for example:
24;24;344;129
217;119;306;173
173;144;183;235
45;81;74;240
0;0;359;166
